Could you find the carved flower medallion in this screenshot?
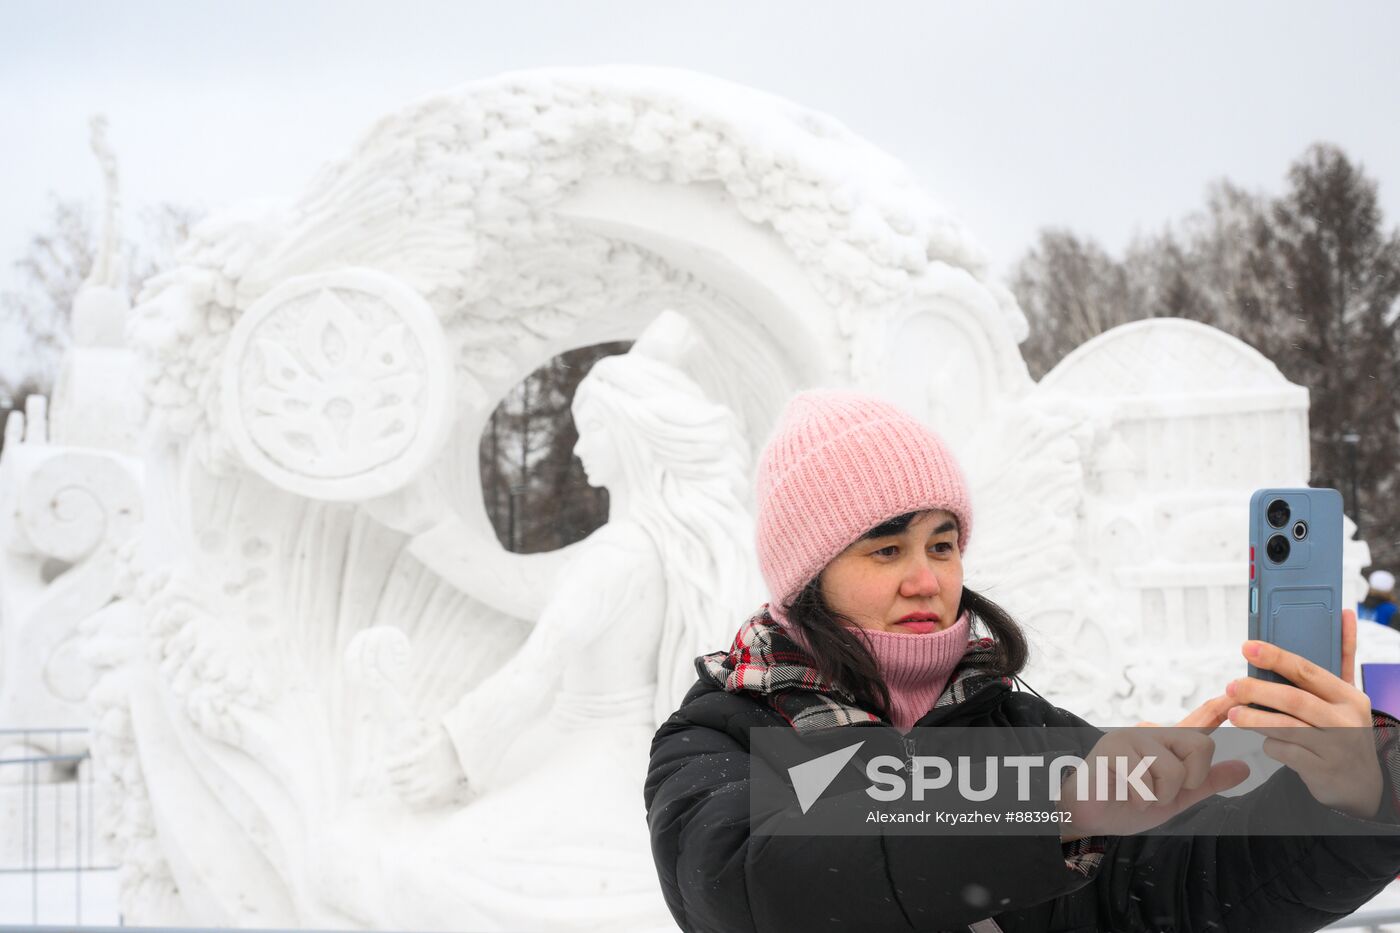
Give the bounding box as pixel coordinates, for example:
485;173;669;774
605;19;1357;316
222;270;453;500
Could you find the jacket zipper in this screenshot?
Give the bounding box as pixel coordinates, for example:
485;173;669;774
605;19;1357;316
902;735;1002;933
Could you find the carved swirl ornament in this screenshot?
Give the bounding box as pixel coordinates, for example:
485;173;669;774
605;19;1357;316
18;453;142;563
222;270;453;500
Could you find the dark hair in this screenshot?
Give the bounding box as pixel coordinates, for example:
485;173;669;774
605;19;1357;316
781;511;1029;721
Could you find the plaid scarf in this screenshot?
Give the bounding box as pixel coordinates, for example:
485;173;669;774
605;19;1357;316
699;606;1111;882
698;605;1012;734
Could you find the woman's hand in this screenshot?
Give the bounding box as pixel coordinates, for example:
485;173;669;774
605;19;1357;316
1059;695;1250;841
386;722;471;808
1226;608;1384;820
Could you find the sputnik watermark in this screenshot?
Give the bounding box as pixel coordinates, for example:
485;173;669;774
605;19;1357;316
749;725;1400;837
863;751;1154;805
863;809;1071;824
788;740;1155;814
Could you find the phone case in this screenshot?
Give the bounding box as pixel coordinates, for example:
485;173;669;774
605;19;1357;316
1248;488;1343;696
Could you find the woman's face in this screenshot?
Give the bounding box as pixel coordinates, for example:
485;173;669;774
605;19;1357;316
818;509;963;634
571;390;619;488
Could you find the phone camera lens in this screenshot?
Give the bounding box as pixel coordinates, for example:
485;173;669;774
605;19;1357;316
1266;534;1291;563
1292;520;1308;540
1266;498;1291;528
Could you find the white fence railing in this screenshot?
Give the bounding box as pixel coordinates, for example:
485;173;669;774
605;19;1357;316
0;729;118;926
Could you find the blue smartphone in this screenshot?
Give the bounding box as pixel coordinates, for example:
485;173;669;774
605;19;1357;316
1248;488;1344;703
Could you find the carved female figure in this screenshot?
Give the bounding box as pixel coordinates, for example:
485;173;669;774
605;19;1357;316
374;320;760;931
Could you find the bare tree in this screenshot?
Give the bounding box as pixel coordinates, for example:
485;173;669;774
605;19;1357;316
2;198;95;382
478;341;632;553
1012;229;1148;378
0;196;203;455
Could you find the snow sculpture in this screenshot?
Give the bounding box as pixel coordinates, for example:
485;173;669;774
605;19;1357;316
0;116;144;767
102;69;1041;923
318;310;759;930
0;402;138;755
88;66;1388;927
1025;317;1395;723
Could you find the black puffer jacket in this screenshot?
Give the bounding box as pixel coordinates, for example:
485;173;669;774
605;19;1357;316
646;671;1400;933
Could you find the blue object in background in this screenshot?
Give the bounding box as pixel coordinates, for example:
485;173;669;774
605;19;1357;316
1359;600;1399;629
1362;664;1400;718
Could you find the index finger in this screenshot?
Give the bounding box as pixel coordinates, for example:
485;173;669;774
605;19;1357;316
1177;694;1242;732
1152;729;1216;791
1243;639;1351;705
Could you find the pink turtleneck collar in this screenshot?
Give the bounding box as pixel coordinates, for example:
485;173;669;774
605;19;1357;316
775;609;972;732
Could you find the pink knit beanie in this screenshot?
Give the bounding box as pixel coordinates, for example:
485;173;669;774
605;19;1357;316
755;389;972;620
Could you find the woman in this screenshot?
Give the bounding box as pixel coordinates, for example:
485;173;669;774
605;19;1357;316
378;329;760;932
646;388;1400;933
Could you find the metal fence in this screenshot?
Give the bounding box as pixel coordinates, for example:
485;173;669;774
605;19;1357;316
0;728;117;926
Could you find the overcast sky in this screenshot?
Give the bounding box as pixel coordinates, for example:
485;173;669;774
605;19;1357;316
3;0;1398;302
